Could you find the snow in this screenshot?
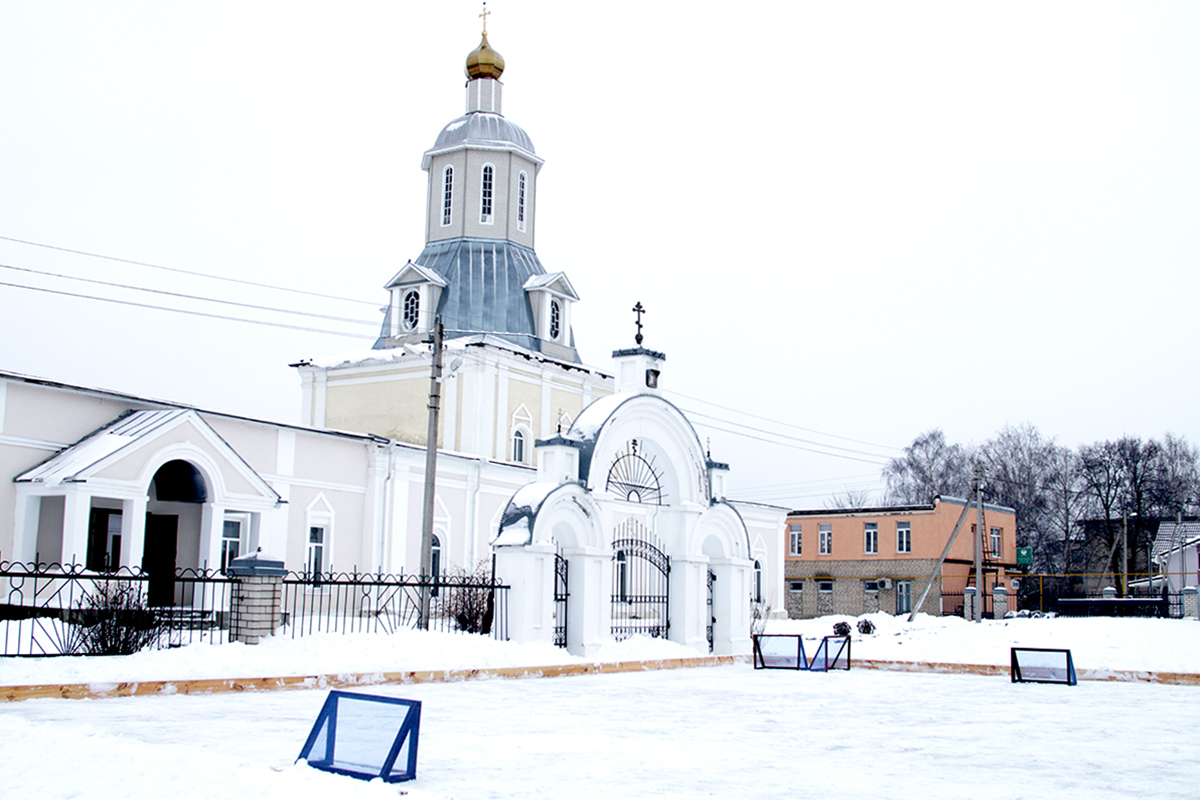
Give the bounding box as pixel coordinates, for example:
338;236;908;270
3;615;1200;799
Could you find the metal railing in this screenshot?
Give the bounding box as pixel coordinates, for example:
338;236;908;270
2;560;509;656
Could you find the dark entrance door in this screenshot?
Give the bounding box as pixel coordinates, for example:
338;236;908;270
143;514;178;607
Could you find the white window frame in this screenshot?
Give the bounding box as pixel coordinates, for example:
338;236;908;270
788;580;803;593
510;404;533;464
549;299;561;341
480;163;495;224
819;523;832;555
817;580;834;593
896;580;913;614
517;170;527;232
896;521;912;554
788;524;802;556
221;512;250;574
512;429;527;464
402;288;420;331
753;559;763;603
990;527;1002;556
305;494;334;586
442;165;454;226
864;522;878;554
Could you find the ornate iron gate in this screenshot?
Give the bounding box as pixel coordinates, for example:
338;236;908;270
553;550;569;648
611;520;670;641
707;568;715;653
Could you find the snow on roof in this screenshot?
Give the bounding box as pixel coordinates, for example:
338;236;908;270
492;481;565;546
1153;521;1200;559
17;409;187;485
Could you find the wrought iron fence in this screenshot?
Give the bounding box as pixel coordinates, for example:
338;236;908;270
281;569;509;642
0;560;235;656
1019;572;1188;618
1;560;510;656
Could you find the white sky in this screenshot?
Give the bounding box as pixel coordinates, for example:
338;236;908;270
2;2;1198;508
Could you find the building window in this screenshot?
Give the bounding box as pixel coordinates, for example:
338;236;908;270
990;527;1002;556
221;518;244;574
819;523;832;555
616;550;628;602
864;580;881;593
480;164;494;223
402;289;420;331
549;299;561;341
753;560;763;602
896;580;912;614
517;171;527;231
307;525;325;580
512;429;526;463
788;524;802;556
430;533;442;597
817;580;833;593
864;522;878;554
789;580;803;593
897;521;912;554
442;165;454;226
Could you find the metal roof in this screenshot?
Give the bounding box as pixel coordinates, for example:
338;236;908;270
374;237;578;361
427;111;537;160
17;409;188;485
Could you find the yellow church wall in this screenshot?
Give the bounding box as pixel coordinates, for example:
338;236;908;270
325;376;435;447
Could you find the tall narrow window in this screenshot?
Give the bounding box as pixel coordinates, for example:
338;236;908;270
442;165;454;226
788;524;802;556
480;165;494;223
402;289;420;331
896;580;912;614
819;523;832;555
307;525;325;580
864;522;878;554
616;551;628;602
990;527;1002;556
549;299;561;340
517;171;527;232
512;429;526;463
896;521;912;554
430;534;442;597
221;519;243;574
753;560;763;603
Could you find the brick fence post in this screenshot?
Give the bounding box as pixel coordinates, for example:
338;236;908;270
1182;587;1198;620
992;586;1008;619
963;586;978;621
227;549;287;645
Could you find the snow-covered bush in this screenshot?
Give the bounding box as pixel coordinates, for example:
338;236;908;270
857;618;876;635
832;621;851;636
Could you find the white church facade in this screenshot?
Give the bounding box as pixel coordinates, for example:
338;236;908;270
0;26;786;657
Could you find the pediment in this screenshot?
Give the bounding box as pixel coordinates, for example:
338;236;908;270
384;260;447;290
523;271;579;301
16;409;280;506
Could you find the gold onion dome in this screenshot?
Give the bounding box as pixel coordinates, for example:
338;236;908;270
465;32;505;79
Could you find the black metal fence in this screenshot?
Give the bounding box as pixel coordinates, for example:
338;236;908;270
280;569;508;642
1;560;509;657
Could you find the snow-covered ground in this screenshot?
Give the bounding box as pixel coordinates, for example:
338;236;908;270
3;614;1200;799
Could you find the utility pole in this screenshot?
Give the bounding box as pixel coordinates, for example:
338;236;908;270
974;465;984;623
418;317;445;630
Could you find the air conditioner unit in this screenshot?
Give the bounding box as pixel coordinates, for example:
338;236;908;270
877;578;892;590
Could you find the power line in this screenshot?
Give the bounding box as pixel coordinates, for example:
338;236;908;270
689;418;892;466
0;280;372;339
681;407;897;461
0;234;380;307
666;388;903;453
0;262;379;328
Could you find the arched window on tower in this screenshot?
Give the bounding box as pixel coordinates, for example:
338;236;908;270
430;534;442;597
480;164;494;224
402;289;420;331
512;429;526;464
442;165;454;226
549;299;561;341
517;171;527;232
754;559;763;603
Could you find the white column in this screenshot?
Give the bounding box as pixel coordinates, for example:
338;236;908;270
668;555;708;652
709;558;753;656
493;543;556;647
200;504;225;571
11;490;42;563
563;547;611;657
121;496;148;570
60;488;92;567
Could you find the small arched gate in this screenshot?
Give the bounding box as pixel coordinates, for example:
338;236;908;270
611;520;670;640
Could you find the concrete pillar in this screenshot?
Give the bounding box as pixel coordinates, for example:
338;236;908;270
493;543;557;648
993;586;1008;619
60;489;92;568
11;491;42;563
668;555;708;652
964;586;979;621
710;557;753;657
1182;587;1198;620
561;546;610;657
121;496;147;570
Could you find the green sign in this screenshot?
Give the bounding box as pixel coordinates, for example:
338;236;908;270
1016;547;1033;565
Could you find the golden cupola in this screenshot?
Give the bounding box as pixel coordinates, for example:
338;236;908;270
465;31;505;80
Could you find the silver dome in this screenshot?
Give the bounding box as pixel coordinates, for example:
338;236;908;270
430;111;536;156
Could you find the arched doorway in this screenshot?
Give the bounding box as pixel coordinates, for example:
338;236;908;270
145;460;208;606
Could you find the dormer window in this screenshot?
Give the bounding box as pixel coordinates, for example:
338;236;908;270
517;171;527;232
550;299;561;340
402;290;420;331
442;166;454;226
480;164;494;224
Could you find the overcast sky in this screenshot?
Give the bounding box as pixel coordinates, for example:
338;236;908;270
2;2;1198;508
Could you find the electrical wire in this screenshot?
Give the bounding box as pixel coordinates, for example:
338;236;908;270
0;234;380;306
680;407;897;461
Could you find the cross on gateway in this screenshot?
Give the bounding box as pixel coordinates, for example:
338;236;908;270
633;301;645;345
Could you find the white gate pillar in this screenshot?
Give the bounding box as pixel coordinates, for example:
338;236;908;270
563;546;610;657
121;495;148;570
60;488;92;567
494;543;557;647
709;557;753;656
12;489;42;563
668;555;708;652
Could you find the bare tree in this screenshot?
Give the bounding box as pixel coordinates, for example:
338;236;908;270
825;486;876;510
980;424;1056;571
883;429;972;504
